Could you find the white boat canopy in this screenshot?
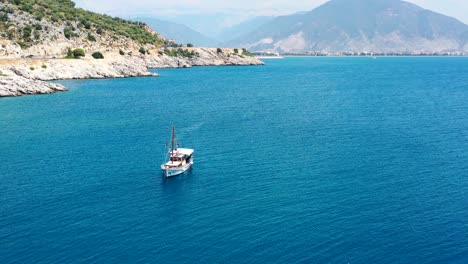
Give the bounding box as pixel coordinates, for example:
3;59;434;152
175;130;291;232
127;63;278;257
169;148;194;156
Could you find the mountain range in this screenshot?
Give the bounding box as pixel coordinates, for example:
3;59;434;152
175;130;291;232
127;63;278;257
137;18;216;47
136;16;275;48
146;0;468;54
217;16;275;45
225;0;468;54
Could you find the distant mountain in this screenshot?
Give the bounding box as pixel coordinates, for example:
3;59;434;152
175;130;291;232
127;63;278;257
226;0;468;54
138;18;217;47
153;13;244;40
218;16;275;46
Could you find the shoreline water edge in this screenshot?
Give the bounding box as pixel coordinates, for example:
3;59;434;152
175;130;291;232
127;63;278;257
0;47;264;97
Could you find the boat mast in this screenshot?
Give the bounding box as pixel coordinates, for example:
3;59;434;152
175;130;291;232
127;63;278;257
171;126;175;164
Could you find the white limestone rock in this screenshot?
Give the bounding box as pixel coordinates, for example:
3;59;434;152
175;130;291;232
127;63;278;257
0;73;67;97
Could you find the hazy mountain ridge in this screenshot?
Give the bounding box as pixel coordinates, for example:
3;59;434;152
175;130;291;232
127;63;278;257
137;18;217;47
135;16;276;48
226;0;468;54
218;16;275;46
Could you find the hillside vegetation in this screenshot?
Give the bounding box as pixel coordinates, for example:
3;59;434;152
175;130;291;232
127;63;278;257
0;0;172;56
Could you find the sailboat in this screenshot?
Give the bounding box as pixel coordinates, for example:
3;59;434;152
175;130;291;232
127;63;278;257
161;126;194;178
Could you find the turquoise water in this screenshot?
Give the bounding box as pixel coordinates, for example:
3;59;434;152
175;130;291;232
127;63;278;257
1;57;468;263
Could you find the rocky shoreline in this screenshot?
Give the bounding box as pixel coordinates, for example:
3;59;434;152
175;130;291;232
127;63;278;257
0;48;264;97
0;74;67;97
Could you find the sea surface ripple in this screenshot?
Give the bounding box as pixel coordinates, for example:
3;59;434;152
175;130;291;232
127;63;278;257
1;57;468;263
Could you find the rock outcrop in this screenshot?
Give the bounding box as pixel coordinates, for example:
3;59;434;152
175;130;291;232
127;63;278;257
0;73;67;97
2;57;156;81
0;47;264;97
145;48;263;68
0;42;22;58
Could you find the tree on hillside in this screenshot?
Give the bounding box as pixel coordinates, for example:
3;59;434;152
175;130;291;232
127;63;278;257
22;26;32;39
92;52;104;59
73;48;85;58
66;48;74;58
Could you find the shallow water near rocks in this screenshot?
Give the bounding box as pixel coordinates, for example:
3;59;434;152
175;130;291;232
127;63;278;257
1;57;468;263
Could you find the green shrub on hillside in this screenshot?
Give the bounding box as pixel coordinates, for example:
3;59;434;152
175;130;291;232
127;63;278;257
82;21;91;29
163;48;198;58
119;49;125;55
65;48;74;58
73;48;85;58
34;23;42;30
92;51;104;59
33;13;43;21
217;48;222;54
63;27;73;39
23;26;32;39
16;41;28;48
5;0;169;45
0;12;8;22
139;47;146;55
20;4;33;13
87;33;96;42
242;48;254;57
167;42;179;48
7;29;15;40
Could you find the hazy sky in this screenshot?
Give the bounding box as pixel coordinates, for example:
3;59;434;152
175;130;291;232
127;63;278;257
74;0;468;25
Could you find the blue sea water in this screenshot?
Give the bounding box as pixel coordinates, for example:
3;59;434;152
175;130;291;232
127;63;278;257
1;57;468;263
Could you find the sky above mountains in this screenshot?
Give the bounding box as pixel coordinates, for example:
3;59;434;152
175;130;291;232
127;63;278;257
74;0;468;25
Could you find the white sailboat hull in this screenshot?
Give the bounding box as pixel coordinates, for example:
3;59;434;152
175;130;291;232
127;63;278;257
161;161;193;178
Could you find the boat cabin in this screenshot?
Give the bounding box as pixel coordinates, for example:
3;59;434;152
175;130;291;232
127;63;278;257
164;148;194;167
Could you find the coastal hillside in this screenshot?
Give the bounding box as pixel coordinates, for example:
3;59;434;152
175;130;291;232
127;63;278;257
226;0;468;54
0;0;263;97
0;0;169;58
